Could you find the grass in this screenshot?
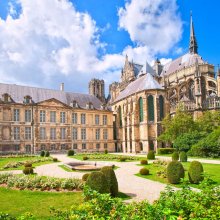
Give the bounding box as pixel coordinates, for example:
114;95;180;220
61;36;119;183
136;161;220;189
0;187;82;219
0;156;55;171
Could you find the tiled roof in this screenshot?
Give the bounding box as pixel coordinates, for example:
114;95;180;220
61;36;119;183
161;53;205;76
0;83;106;110
114;73;163;103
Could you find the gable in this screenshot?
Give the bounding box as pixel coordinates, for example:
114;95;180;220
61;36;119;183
37;98;70;108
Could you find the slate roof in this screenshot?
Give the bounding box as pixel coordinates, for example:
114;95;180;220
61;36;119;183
130;62;143;77
161;53;205;76
0;83;105;110
114;73;163;103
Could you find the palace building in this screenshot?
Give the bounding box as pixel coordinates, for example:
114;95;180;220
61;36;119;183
0;15;220;154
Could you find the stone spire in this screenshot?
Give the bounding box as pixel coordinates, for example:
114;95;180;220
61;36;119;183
189;12;198;54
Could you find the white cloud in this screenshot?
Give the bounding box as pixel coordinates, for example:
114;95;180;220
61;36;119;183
118;0;183;54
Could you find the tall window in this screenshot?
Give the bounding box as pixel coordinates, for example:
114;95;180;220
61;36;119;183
147;95;154;122
40;127;46;140
139;97;143;122
72;113;77;124
119;106;122;126
40;110;46;122
96;143;100;149
96;129;100;140
103;129;108;140
103;115;107;125
82;143;86;149
95;115;99;125
25;127;31;140
60;112;66;123
159;95;164;121
14;127;20;140
50;111;56;123
50;128;56;140
81;114;86;124
60;128;66;139
104;143;108;149
14;109;20;122
25;110;31;122
81;128;86;140
73;143;78;149
72;128;78;140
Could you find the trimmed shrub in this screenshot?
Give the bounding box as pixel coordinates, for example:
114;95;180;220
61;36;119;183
67;150;75;156
40;151;45;157
82;173;90;182
157;148;175;155
180;151;187;162
86;171;109;194
23;167;34;175
172;152;179;161
188;161;204;184
53;157;58;162
167;161;185;184
139;168;150;175
45;151;50;157
140;160;148;165
147;151;155;160
119;157;127;162
83;156;89;160
104;149;108;154
101;166;118;197
24;162;32;168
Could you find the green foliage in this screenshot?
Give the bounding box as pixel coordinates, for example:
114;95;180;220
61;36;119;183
167;161;184;184
101;166;118;197
23;167;34;175
179;151;187;162
147;150;155;160
82;173;90;182
140;159;148;165
40;151;45;157
67;150;75;156
188;161;204;184
189;127;220;157
45;151;50;157
83;156;89;160
104;149;108;154
139;168;150;175
53;157;58;162
86;171;110;194
157;148;175;155
119;157;127;162
173;131;204;151
172;152;179;161
24;162;32;168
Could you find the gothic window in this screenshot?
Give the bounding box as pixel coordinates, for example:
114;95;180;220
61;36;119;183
130;99;133;112
179;85;186;100
118;106;122;126
147;95;154;122
159;95;164;121
188;80;195;100
139;97;143;122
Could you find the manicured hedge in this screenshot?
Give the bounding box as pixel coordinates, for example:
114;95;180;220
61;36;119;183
188;161;204;184
167;161;184;184
147;151;155;160
157;148;175;155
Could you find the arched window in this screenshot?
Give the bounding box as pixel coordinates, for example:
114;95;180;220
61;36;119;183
130;99;133;113
139;97;143;122
188;80;195;100
159;95;164;121
118;106;122;126
24;95;32;104
147;95;154;122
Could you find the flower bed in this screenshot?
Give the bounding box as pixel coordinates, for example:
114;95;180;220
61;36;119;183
0;173;83;191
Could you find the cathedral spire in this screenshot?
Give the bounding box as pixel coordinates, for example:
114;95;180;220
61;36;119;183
189;12;198;54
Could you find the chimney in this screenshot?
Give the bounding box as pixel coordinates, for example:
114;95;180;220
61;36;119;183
60;83;64;91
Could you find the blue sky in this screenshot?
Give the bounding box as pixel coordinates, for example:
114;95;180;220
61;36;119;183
0;0;219;94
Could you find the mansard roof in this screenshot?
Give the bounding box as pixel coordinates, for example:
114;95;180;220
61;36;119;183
114;73;163;103
0;83;106;110
161;53;205;77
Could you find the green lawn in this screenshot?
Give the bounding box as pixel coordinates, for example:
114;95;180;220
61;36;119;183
0;156;55;171
136;162;220;189
0;187;82;219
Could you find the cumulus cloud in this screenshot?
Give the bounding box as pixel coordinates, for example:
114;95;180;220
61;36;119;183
118;0;183;54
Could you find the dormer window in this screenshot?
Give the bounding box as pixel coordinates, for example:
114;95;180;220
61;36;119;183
100;104;106;110
2;93;11;103
86;102;93;109
24;96;32;104
70;100;79;108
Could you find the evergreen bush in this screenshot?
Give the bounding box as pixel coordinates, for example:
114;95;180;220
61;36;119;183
83;156;89;160
86;171;110;194
53;158;58;162
101;166;118;197
67;150;75;156
104;149;108;154
119;157;127;162
157;148;175;155
45;151;50;157
82;173;90;182
40;151;45;157
188;161;204;184
23;167;34;175
139;168;150;175
147;151;155;160
172;152;179;161
167;161;185;184
24;162;32;168
140;160;148;165
179;151;187;162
